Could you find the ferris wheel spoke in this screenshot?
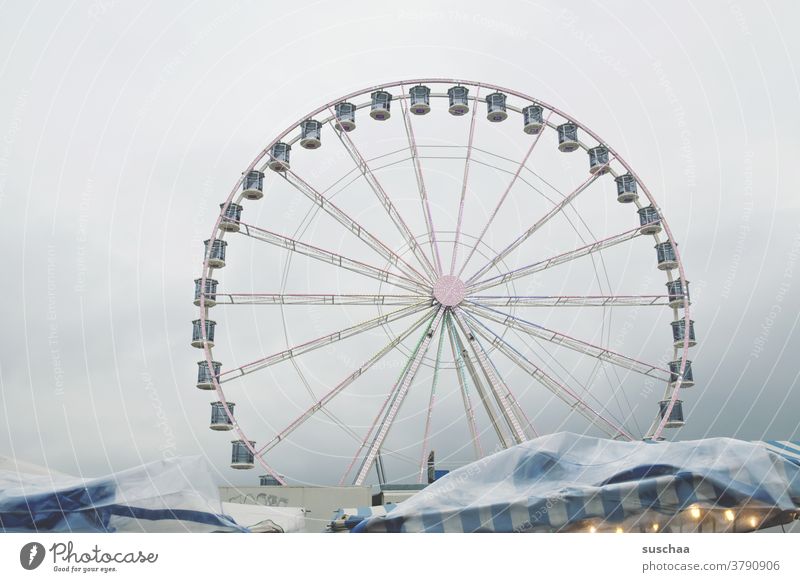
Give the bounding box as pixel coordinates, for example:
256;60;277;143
456;110;554;279
460;309;635;440
327;113;439;282
417;312;448;483
449;86;481;275
465;164;613;285
464;302;671;381
451;308;530;444
444;316;483;459
256;309;436;457
212;293;428;306
236;220;429;294
468;226;643;294
219;302;430;382
338;325;427;485
398;86;444;276
449;317;512;448
350;308;446;486
280;169;430;284
469;294;670;308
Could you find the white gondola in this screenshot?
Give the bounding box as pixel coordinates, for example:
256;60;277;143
370;90;392;120
409;85;431;115
486;92;507;122
655;241;678;270
522;104;544;134
557;123;580;152
204;239;227;269
219;202;242;232
668;360;694;388
196;360;222;390
334;102;356;132
588;146;610;175
658;400;685;428
300;119;322;149
671;319;697;348
231;440;255;469
447;85;469;115
194;278;218;307
666;279;690;308
615;173;638;203
268;142;291;172
210;401;234;431
241;170;264;200
638;206;661;234
191;319;216;348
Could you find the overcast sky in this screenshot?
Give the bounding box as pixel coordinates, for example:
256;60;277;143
1;0;799;488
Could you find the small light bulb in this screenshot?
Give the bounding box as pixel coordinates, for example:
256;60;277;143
724;510;735;522
615;527;624;534
652;523;659;532
748;516;758;528
588;525;597;533
689;506;701;520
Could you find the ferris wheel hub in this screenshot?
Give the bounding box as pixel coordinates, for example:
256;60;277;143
433;275;466;307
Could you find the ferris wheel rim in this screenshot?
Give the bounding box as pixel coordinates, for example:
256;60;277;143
195;79;693;483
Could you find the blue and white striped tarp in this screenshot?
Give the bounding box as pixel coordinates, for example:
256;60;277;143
0;456;246;533
352;433;800;533
755;441;800;466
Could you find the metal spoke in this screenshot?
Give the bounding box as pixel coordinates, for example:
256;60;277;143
449;318;511;449
399;85;444;276
281;169;430;284
212;293;427;306
468;226;643;294
461;310;635;440
449;86;481;275
328;112;439;282
465;165;612;285
456;110;553;278
220;302;429;382
416;312;447;483
256;309;436;456
352;308;446;485
465;303;671;381
236;220;429;294
444;316;483;459
338;316;434;485
451;308;528;444
470;294;670;308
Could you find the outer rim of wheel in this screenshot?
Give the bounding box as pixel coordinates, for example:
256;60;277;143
196;79;692;482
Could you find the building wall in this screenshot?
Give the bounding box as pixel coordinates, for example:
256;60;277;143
219;485;371;532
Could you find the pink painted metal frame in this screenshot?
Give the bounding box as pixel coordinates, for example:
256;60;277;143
196;79;691;483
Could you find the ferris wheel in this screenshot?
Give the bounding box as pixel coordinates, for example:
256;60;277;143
192;79;695;486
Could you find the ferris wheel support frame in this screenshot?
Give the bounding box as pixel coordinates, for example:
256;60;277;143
196;79;692;482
